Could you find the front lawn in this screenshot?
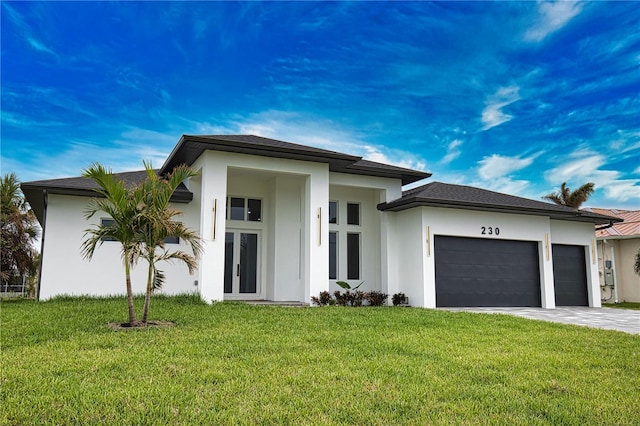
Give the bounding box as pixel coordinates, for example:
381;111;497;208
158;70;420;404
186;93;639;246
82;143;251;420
2;296;639;425
603;302;640;310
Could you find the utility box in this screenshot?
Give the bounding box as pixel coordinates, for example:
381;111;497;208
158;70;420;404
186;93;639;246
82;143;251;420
604;270;615;286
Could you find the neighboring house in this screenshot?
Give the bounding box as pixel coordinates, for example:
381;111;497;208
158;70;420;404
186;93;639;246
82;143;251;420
22;134;618;308
586;208;640;303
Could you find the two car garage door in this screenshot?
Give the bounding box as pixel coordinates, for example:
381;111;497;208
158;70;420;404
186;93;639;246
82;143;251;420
434;236;588;307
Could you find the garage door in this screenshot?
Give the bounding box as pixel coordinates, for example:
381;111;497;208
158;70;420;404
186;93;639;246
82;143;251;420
552;244;588;306
434;236;541;307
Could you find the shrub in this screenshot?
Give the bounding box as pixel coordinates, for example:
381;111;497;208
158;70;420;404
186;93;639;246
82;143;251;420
347;290;365;307
311;291;333;306
392;292;408;306
366;291;389;307
334;290;349;306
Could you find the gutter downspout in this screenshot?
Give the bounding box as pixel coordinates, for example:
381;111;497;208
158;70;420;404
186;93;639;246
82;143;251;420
36;190;48;301
595;221;615;232
603;239;619;303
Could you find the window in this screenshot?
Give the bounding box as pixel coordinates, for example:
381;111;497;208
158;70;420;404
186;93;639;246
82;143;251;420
100;218;117;241
164;236;180;244
347;203;360;225
230;197;245;220
347;233;360;279
227;197;262;222
329;201;338;224
247;198;262;222
329;231;338;279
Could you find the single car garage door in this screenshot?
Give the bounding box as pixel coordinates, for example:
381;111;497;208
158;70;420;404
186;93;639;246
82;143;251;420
552;244;588;306
434;236;541;307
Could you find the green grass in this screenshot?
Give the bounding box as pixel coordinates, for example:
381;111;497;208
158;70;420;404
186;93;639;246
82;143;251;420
2;296;639;425
603;301;640;310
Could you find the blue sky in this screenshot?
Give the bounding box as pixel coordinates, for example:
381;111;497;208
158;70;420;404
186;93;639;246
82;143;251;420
2;1;639;209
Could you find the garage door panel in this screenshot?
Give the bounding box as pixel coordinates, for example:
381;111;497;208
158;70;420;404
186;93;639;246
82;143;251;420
552;244;588;306
435;236;541;307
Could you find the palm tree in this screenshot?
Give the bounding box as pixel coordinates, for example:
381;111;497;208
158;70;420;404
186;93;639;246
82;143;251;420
135;162;202;324
1;173;40;291
81;164;144;326
81;162;202;326
542;182;595;209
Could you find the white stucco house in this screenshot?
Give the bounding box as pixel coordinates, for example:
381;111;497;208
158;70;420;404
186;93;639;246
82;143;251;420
22;134;618;308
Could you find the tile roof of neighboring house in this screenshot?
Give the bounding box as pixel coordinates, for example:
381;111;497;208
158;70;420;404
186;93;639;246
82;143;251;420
160;134;431;185
584;208;640;238
377;182;621;224
21;170;193;224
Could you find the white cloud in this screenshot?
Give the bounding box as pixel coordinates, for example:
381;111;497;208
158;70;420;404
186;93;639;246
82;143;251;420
441;139;463;164
481;86;521;131
524;1;584;42
478;153;537;180
544;150;640;203
362;145;427;171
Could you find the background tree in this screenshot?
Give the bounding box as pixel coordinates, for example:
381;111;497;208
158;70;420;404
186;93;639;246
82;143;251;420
0;173;39;293
634;248;640;277
136;162;202;324
542;182;595;209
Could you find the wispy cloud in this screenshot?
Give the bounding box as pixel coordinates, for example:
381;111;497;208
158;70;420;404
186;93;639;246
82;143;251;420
441;139;463;164
26;36;57;57
3;3;59;57
478;152;538;180
481;86;521;131
524;0;584;42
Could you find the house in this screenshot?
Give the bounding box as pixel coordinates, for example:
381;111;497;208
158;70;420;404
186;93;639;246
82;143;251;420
586;208;640;303
21;134;619;308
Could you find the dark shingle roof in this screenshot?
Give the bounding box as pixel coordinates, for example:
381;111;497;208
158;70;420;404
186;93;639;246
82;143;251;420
377;182;621;224
21;170;192;224
160;134;430;185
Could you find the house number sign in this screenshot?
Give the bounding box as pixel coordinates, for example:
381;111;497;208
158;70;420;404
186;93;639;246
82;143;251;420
481;226;500;236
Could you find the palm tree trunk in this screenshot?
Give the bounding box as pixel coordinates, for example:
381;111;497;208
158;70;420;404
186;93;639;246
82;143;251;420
141;260;153;324
124;260;138;326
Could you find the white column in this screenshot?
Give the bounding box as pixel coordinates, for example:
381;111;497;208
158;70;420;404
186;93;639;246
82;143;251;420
303;167;329;303
539;232;556;309
197;154;228;304
587;240;602;307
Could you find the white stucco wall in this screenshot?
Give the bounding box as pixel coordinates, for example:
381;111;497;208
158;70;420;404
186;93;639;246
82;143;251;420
39;194;199;300
395;208;426;307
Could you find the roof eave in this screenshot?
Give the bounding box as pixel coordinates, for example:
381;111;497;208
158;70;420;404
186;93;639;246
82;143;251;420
160;135;362;175
377;197;618;224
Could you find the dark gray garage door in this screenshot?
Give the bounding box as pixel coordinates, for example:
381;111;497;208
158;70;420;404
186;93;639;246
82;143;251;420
434;236;541;307
552;244;588;306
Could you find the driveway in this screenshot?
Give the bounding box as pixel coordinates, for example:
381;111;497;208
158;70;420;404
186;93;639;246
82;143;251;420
443;307;640;335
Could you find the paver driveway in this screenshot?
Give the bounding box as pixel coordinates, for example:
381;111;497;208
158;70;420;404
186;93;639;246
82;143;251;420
443;307;639;335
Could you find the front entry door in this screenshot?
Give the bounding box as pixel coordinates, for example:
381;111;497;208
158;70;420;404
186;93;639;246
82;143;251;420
224;230;260;297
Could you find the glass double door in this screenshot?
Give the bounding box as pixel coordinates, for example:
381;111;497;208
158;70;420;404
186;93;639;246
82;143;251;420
224;230;260;296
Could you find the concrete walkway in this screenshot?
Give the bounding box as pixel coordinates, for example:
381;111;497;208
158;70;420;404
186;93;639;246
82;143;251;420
443;307;640;335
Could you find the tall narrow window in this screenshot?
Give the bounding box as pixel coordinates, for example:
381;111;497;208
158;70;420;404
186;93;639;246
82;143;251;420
347;233;360;279
329;231;338;279
347;203;360;225
247;199;262;222
329;201;338;224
